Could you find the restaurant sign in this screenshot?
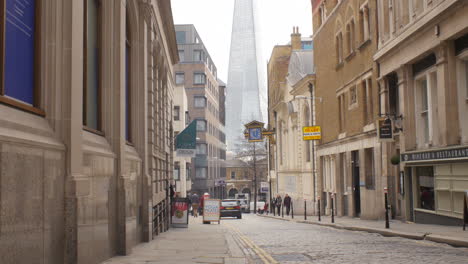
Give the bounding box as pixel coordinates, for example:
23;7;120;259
401;147;468;163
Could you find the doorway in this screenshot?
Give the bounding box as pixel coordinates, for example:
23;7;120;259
352;151;361;216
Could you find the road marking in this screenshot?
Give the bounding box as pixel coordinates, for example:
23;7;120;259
225;224;279;264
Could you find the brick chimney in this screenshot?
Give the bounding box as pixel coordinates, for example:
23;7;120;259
291;26;302;50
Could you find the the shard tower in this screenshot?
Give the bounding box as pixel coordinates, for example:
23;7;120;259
226;0;267;151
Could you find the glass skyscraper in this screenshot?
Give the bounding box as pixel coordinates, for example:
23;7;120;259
226;0;267;151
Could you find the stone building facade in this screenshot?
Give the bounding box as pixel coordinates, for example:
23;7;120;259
268;29;317;214
0;1;178;263
375;0;468;225
174;24;227;198
173;84;191;197
312;0;382;219
225;157;268;201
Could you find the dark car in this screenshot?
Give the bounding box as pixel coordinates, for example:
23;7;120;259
220;200;242;219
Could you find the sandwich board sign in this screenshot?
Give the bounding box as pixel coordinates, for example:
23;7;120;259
203;199;221;224
171;197;190;228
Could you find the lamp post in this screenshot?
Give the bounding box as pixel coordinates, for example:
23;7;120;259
294;84;322;215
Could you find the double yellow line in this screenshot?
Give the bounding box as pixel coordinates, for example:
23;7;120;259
226;224;279;264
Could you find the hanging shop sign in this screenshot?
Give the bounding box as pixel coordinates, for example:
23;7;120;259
171;197;190;228
203;199;221;224
401;147;468;163
303;126;321;140
378;118;393;141
176;120;197;157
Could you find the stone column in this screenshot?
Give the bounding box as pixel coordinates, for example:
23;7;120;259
435;42;460;146
63;0;85;263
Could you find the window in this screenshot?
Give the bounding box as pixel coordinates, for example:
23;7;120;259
194;73;206;84
195;167;207;179
83;0;102;131
359;4;370;43
465;60;468;99
349;86;357;106
364;148;374;189
196;143;207;155
194;96;206;107
178;50;184;62
346;20;355;54
336;32;343;64
125;11;131;142
338;94;346;132
416;166;434;211
193;50;203;61
304;106;311;162
0;0;43;114
415;70;437;147
176;31;186;44
174;162;180;181
173;106;180;121
196;119;207;132
175;73;185;85
362;78;374;124
231;171;236;180
186;163;191;180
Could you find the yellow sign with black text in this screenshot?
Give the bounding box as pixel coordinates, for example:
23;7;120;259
303;126;321;140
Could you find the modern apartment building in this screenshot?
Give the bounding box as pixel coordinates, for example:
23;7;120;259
375;0;468;225
0;1;178;263
174;25;227;197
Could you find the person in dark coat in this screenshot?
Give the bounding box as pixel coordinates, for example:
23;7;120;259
283;194;291;216
275;195;282;216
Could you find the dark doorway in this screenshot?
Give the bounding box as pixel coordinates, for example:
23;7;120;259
352;151;361;216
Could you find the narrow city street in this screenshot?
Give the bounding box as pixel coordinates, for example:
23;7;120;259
103;214;468;264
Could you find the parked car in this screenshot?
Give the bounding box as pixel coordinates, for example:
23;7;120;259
220;199;242;219
250;201;266;214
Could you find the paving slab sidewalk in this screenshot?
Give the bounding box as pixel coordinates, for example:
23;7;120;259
101;217;248;264
259;213;468;248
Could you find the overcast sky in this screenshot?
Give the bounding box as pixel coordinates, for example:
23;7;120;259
171;0;313;82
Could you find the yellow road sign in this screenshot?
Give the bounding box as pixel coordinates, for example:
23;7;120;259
303;126;321;140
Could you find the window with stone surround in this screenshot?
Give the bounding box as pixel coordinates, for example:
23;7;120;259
336;32;343;65
359;3;370;43
362;78;374;125
175;72;185;85
346;19;355;55
231;171;236;180
349;86;357;106
193;72;206;85
338;94;346;132
455;39;468;143
415;69;438;147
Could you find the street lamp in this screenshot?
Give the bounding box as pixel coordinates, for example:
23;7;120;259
293;83;322;214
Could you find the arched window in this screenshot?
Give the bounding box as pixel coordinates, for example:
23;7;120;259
1;0;43;115
304;106;311;162
83;0;102;131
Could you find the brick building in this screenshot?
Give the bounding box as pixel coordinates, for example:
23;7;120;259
312;0;382;219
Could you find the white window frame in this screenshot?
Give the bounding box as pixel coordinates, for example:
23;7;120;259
175;72;184;85
193;73;206;85
194;96;206;108
414;67;437;148
196;143;207;155
196;119;207;132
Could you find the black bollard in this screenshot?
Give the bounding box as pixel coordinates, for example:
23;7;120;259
331;194;334;224
385;188;390;229
318;197;321;221
291;201;294;219
304;200;307;220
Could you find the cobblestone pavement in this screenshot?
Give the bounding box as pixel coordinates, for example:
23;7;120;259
227;214;468;264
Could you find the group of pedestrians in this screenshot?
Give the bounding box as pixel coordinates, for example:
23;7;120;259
272;194;292;216
188;192;209;217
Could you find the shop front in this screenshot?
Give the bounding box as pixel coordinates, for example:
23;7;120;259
402;146;468;226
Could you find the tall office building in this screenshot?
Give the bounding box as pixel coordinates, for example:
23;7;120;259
226;0;267;151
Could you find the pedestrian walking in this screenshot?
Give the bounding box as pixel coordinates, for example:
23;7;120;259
190;193;200;217
263;202;269;215
284;194;292;216
275;195;282;216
